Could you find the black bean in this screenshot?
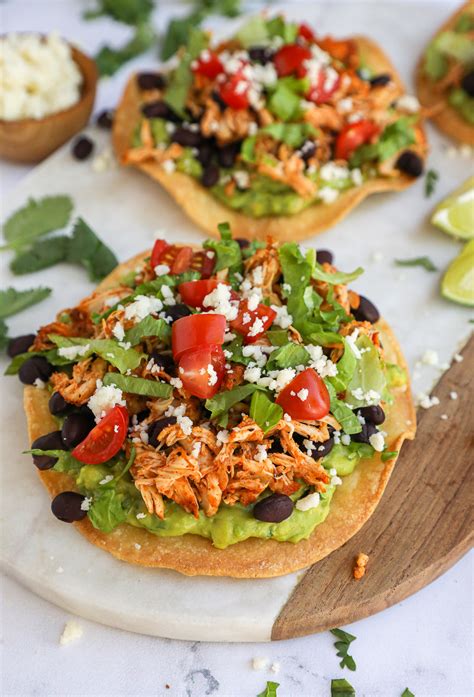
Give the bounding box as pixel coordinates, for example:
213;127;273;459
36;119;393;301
248;46;274;64
352;422;378;444
7;334;36;358
299;139;316;162
460;69;474;97
31;430;66;470
171;126;203;148
136;408;151;423
48;391;72;416
395;150;424;177
253;493;294;523
357;405;385;426
137;72;167;91
61;411;95;448
201;163;220;187
96;109;114;129
148;417;177;448
51;492;88;523
18;356;53;385
72;136;94;161
353;295;380;324
165;304;193;322
269;438;284;454
150;351;175;373
211;90;228;111
217;142;240;168
370;73;392;87
235;238;250;249
196;141;215;167
313;437;334;458
141;100;180;122
316;249;334;265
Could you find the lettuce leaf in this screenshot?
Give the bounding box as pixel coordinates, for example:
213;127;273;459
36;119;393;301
350;117;416;167
124;317;170;345
346;335;386;408
250;391;283;433
205;383;265;426
327;338;357;393
102;373;172;398
164;28;208;118
203;222;242;272
325;381;362;435
48;335;145;374
266;344;309;371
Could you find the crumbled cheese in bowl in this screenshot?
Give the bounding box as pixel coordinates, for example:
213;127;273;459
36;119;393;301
0;33;83;120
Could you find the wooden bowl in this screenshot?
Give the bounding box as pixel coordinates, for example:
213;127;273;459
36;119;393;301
0;44;97;163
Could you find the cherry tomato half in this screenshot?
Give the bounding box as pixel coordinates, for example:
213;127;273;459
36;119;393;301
219;73;250;110
192;51;224;79
71;405;129;465
335;120;380;161
150;239;169;269
276;369;330;421
307;70;341;105
179;344;226;399
298;23;316;43
190;250;216;279
172;313;226;360
179;279;230;308
230;300;276;344
273;44;312;78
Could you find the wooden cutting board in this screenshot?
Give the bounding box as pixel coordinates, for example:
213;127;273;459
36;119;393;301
272;336;474;640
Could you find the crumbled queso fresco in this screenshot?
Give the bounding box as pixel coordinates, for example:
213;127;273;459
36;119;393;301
0;33;83;120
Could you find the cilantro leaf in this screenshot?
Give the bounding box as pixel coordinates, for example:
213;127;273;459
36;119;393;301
10;235;70;275
0;286;51;319
331;627;357;671
67;218;118;281
0;319;9;352
2;195;73;251
102;373;173;399
205;384;265;426
331;678;355;696
257;681;280;697
83;0;153;25
381;449;398;462
401;689;415;697
395;256;438;272
250;391;283;433
425;169;439;198
95;23;155;76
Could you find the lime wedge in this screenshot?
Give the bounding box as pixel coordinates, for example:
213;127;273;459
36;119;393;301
441;239;474;306
432;176;474;240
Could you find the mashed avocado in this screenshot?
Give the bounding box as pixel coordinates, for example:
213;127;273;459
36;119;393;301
69;443;368;548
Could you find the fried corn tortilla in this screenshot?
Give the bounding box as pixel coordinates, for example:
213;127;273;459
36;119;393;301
113;35;427;242
415;2;474;145
24;253;416;578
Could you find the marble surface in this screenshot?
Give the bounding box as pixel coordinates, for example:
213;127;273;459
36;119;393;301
1;1;473;695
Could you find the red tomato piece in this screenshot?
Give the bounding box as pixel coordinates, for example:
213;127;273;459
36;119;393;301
298;23;316;43
192;51;224;79
230;300;276;344
155;245;193;275
276;369;330;421
335;120;380;161
190;250;216;279
179;344;225;399
178;279;224;308
219;73;250;110
273;44;312;78
150;239;169;269
71;406;129;465
172;314;226;360
307;70;341;104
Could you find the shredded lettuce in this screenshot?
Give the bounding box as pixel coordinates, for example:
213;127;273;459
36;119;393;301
350;117;416;167
102;373;173;398
124;317;170;345
203;222;242;273
266;343;309;371
205;383;265;426
4;348;72;375
346;335;386;408
48;335;145;374
327;338;357;393
325;382;362;435
249;390;283;433
164;28;209;118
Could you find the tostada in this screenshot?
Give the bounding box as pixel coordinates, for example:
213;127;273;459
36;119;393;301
416;1;474;145
113;15;427;241
8;227;415;577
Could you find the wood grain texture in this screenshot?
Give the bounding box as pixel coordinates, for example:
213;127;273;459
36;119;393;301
272;336;474;640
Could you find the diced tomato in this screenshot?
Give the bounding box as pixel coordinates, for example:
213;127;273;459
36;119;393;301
230;300;276;344
273;44;312;78
178;279;223;308
155;244;193;275
192;51;224;79
298;23;316;43
276;369;330;421
219;73;250;110
334;120;380;161
190;250;216;279
150;239;169;269
172;314;226;360
179;344;225;399
307;70;341;104
71;406;129;465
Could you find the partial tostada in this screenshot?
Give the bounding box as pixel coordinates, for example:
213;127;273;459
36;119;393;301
416;1;474;145
113;15;427;241
8;227;415;577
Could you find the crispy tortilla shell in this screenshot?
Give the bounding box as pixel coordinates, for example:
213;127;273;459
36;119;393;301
415;1;474;145
113;35;426;241
23;253;416;578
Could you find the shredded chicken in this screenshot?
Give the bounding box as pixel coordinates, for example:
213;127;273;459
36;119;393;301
50;357;107;406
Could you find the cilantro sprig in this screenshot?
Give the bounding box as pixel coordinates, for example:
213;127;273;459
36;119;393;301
331;678;355;696
257;681;279;697
395;256;438;272
0;286;52;353
331;628;357;671
424;169;439;198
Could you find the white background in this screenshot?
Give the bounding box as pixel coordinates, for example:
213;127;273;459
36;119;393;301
1;2;473;696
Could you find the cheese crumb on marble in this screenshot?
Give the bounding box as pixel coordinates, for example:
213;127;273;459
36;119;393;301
421;349;438;366
270;662;281;674
59;620;83;646
251;657;269;670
